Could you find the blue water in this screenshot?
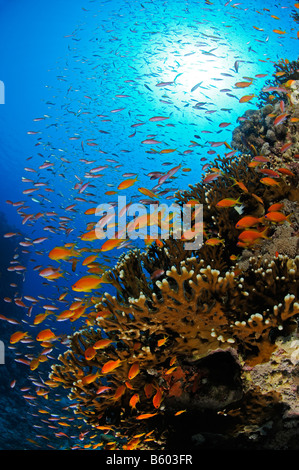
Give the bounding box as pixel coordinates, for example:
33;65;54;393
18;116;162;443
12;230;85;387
0;0;297;450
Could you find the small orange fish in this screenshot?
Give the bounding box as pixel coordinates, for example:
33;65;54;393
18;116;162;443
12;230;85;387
93;339;113;349
260;177;280;186
248;161;262;168
274;113;288;126
252;193;264;205
160;148;177;154
128;362;140;380
230;177;248;193
36;329;57;342
33;312;51;325
82;372;99;386
174;410;187;416
205;238;224;246
129;393;140;409
118;177;138;190
10;331;29;344
239;94;255;103
203;172;220;184
138;187;159;199
268;203;284;212
238;227;268;245
82;255;98;266
277;168;295;177
101;359;121;374
84;346;97;360
157;336;167;347
81;229;97;241
253;155;269;162
153;387;163;409
49;246;80;261
100;238;124;252
273;29;286;34
112;385;126;400
136;412;157;420
72;275;102;292
264;211;291;224
84;207;97;215
235;216;261;229
235;81;252;88
259;168;280;178
280;142;293;153
216;197;241;208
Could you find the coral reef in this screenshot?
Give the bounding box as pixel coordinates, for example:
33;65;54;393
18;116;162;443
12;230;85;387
48;68;299;450
233;80;299;167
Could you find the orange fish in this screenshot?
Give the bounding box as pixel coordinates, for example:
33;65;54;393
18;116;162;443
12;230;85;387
129;393;140;409
259;168;280;178
153;387;163;409
160;148;177;154
252;193;264;205
84;346;97;360
274;113;288;126
157;336;167;347
82;372;99;386
138;187;159;199
235;81;252;88
100;238;124;252
280;142;293;153
235;216;261;229
81;229;98;241
93;338;113;349
96;386;112;395
238;227;268;245
136;412;157;420
264;211;291;224
84;207;97;215
273;29;286;34
216;197;241;208
260;177;280;186
82;255;98;266
203;172;221;184
10;331;29;344
112;385;126;400
239;94;255;103
33;312;51;325
36;329;57;342
128;362;140;380
101;359;121;374
72;275;102;292
268;203;284;212
49;246;80;261
277;168;295;177
205;238;224;246
118;177;138;190
230;177;248;193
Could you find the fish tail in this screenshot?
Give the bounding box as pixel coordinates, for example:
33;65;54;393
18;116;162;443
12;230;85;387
261;227;269;239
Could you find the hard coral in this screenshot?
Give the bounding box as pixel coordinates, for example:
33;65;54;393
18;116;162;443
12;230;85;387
50;249;299;448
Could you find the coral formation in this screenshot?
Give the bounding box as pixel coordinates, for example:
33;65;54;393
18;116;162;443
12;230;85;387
48;66;299;450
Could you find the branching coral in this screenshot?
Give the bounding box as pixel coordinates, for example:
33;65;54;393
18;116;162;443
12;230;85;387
49;250;299;448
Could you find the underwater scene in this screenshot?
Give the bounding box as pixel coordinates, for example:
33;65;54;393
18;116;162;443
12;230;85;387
0;0;298;453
